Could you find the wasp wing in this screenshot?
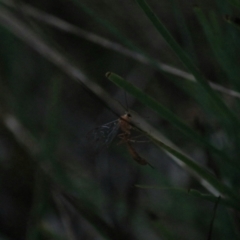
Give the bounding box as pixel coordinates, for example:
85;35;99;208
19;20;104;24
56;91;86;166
87;119;120;151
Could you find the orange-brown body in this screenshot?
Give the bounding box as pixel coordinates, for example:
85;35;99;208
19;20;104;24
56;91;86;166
118;112;153;168
126;142;147;165
118;113;132;139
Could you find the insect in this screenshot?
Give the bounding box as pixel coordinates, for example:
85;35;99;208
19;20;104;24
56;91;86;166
126;141;154;168
89;111;153;168
89;112;132;150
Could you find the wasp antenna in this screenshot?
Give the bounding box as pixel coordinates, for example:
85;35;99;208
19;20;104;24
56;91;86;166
124;91;129;112
117;100;128;113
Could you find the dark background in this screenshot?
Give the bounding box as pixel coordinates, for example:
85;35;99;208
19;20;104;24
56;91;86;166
0;0;239;239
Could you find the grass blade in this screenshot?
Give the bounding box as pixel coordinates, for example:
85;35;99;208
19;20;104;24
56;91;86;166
106;72;240;171
136;0;240;127
225;15;240;31
106;72;240;209
135;186;239;211
194;7;240;91
207;196;221;240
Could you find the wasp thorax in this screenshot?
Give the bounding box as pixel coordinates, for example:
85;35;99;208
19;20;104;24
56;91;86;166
119;112;132;135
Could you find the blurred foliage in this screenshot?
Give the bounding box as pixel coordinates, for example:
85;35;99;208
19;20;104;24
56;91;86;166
0;0;240;239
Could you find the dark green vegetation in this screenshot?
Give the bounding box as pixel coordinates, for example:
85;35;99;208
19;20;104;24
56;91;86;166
0;0;240;239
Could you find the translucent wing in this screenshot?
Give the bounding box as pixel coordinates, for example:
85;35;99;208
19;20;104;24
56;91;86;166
88;119;120;151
